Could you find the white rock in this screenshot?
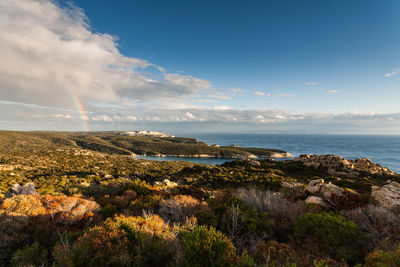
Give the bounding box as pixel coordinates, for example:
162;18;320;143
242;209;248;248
305;196;329;208
20;182;38;195
371;181;400;210
305;179;324;194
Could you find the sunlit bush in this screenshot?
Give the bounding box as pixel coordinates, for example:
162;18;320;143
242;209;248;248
54;214;179;266
364;244;400;267
158;194;209;223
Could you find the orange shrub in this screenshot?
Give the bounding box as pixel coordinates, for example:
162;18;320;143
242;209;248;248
114;189;137;209
158;194;209;223
364;245;400;267
54;214;179;266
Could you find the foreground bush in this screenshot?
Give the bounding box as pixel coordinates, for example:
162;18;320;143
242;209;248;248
212;194;275;250
364;245;400;267
180;225;255;267
11;241;48;266
158;194;209;223
0;194;100;265
54;214;179;266
252;240;296;266
295;212;365;264
344;205;400;251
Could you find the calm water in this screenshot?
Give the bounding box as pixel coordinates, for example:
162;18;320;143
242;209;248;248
136;134;400;173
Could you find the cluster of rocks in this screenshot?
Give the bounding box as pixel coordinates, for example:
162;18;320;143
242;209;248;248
304;178;400;210
304;179;344;208
294;154;395;177
154;179;178;187
4;182;38;198
371;181;400;210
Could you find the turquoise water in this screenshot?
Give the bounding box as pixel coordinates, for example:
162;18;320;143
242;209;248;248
136;134;400;173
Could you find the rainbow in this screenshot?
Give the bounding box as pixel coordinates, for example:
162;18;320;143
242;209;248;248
71;92;90;132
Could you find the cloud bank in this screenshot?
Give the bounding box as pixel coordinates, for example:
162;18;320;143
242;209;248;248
0;0;211;109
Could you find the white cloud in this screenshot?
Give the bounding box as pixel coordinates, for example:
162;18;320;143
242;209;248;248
385;68;400;78
53;114;73;119
185;112;196;119
192;99;219;103
213;105;231;110
327;89;339;94
253;91;265;96
92;115;113;122
207;91;231;100
0;0;211;109
305;81;340;95
126;115;138;121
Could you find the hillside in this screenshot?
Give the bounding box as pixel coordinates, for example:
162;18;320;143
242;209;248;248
0;131;289;159
0;131;399;266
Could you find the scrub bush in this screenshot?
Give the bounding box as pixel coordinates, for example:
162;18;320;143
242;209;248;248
295;212;365;264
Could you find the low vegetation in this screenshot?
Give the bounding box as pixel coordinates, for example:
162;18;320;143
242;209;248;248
0;131;399;266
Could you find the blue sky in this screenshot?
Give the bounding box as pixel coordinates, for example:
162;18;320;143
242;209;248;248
0;0;399;133
72;0;400;113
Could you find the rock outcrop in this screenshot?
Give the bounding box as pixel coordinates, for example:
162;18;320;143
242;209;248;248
304;179;344;207
371;181;400;210
269;152;293;158
5;182;38;198
293;154;395;177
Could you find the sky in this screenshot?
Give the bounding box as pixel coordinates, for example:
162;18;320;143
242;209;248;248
0;0;399;134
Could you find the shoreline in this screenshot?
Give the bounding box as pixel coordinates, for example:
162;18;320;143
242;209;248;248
132;151;293;160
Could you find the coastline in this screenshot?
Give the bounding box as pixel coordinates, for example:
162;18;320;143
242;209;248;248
132;151;293;160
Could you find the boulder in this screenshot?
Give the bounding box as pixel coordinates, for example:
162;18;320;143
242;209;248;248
5;183;38;198
320;182;344;199
4;183;22;198
371;181;400;210
305;196;329;208
305;179;344;205
21;182;38;195
305;179;324;194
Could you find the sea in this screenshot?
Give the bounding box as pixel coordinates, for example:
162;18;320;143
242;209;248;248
135;134;400;173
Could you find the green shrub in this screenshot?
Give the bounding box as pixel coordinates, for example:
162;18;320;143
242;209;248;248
213;196;275;246
101;203;117;218
11;241;48;266
295;212;365;263
195;210;218;227
180;225;255;267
